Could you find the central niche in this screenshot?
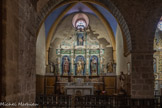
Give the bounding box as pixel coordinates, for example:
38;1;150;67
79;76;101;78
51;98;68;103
55;13;104;76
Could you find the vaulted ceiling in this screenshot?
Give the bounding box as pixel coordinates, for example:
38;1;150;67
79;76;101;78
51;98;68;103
44;2;117;38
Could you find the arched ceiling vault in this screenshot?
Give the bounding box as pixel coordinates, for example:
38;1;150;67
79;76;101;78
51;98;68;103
46;2;116;64
36;0;117;36
37;0;132;57
36;0;130;64
45;2;117;64
46;2;116;51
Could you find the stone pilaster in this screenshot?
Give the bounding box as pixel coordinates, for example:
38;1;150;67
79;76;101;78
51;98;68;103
131;52;154;98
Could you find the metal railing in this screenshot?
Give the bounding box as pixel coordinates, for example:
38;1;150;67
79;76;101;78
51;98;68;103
36;95;162;108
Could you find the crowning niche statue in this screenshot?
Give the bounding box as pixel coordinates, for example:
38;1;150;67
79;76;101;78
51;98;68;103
77;33;84;45
91;57;97;75
76;58;84;75
78;36;83;45
63;57;69;76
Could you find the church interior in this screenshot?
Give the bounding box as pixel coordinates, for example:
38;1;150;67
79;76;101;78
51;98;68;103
1;0;162;107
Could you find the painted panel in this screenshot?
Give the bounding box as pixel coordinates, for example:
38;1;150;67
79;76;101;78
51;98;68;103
90;50;100;54
75;49;86;54
104;77;116;88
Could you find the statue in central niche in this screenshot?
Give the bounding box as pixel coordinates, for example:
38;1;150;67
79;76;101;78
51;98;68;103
76;58;84;75
91;57;97;75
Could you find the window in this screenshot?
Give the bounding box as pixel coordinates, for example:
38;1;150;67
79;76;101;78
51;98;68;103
158;21;162;31
72;13;89;29
76;19;87;29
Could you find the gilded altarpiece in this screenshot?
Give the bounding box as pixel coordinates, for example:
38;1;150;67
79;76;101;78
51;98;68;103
56;31;104;76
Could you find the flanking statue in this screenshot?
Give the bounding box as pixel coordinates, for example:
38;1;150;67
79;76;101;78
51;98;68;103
91;57;97;75
119;71;126;95
63;57;69;76
107;62;113;73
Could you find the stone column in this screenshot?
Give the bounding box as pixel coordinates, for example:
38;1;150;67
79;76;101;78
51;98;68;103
100;48;104;75
86;49;90;75
57;49;61;76
131;52;154;98
71;49;74;75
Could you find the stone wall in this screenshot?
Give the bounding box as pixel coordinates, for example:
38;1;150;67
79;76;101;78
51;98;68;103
131;53;154;98
4;0;19;102
3;0;37;105
37;0;49;13
0;0;4;102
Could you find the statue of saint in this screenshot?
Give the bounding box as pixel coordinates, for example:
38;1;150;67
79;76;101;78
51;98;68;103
78;37;83;45
50;62;55;73
76;58;84;75
107;62;113;73
63;57;69;75
119;72;126;90
153;58;156;73
77;33;84;46
91;57;97;75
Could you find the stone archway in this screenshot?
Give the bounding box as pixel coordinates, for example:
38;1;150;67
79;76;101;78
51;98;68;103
36;0;132;56
1;0;162;103
35;0;132;99
35;0;132;98
35;0;162;98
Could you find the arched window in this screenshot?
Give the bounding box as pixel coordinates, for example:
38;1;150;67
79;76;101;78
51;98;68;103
72;13;89;29
75;19;87;29
157;21;162;31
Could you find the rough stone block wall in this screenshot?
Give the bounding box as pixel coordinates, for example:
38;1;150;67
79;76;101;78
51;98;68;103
17;0;37;103
0;0;3;102
4;0;19;102
131;53;154;98
3;0;37;105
